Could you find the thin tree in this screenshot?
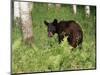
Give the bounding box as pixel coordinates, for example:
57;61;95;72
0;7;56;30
85;6;90;17
19;2;33;44
73;5;77;15
56;4;61;9
48;3;53;9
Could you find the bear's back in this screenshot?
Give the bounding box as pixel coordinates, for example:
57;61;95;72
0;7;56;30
58;20;82;32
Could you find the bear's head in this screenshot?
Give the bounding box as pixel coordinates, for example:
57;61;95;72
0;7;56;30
44;19;57;37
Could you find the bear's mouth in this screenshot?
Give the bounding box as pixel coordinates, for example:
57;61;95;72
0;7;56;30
48;32;53;37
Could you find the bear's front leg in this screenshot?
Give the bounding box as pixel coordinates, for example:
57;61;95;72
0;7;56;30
71;38;78;48
58;35;64;44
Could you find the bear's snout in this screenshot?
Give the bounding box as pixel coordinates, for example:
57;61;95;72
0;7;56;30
48;32;53;37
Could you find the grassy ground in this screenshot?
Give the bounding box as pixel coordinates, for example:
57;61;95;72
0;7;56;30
12;3;96;73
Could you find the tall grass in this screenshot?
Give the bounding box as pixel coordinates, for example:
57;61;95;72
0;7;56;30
12;3;96;73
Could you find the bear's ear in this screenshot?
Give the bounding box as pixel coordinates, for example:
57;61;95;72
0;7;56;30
44;21;49;26
53;19;58;24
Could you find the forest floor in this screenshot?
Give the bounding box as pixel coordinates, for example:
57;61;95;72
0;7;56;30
12;3;96;73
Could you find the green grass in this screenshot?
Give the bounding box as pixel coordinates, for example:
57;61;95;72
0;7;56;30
12;3;96;73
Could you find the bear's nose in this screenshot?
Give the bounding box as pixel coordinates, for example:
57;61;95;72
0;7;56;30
48;32;53;37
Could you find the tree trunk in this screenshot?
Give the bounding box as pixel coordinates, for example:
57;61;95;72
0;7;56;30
73;5;77;15
29;2;33;12
14;2;20;26
19;2;33;44
56;4;61;9
85;6;90;17
48;3;53;9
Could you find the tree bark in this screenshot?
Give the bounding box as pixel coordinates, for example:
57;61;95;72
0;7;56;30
73;5;77;15
14;2;20;26
48;3;53;9
19;2;33;44
56;4;61;9
85;6;90;17
29;2;33;12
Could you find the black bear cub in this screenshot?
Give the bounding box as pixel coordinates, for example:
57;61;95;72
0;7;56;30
44;19;83;48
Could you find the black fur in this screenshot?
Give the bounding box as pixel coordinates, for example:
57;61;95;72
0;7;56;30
44;19;83;48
